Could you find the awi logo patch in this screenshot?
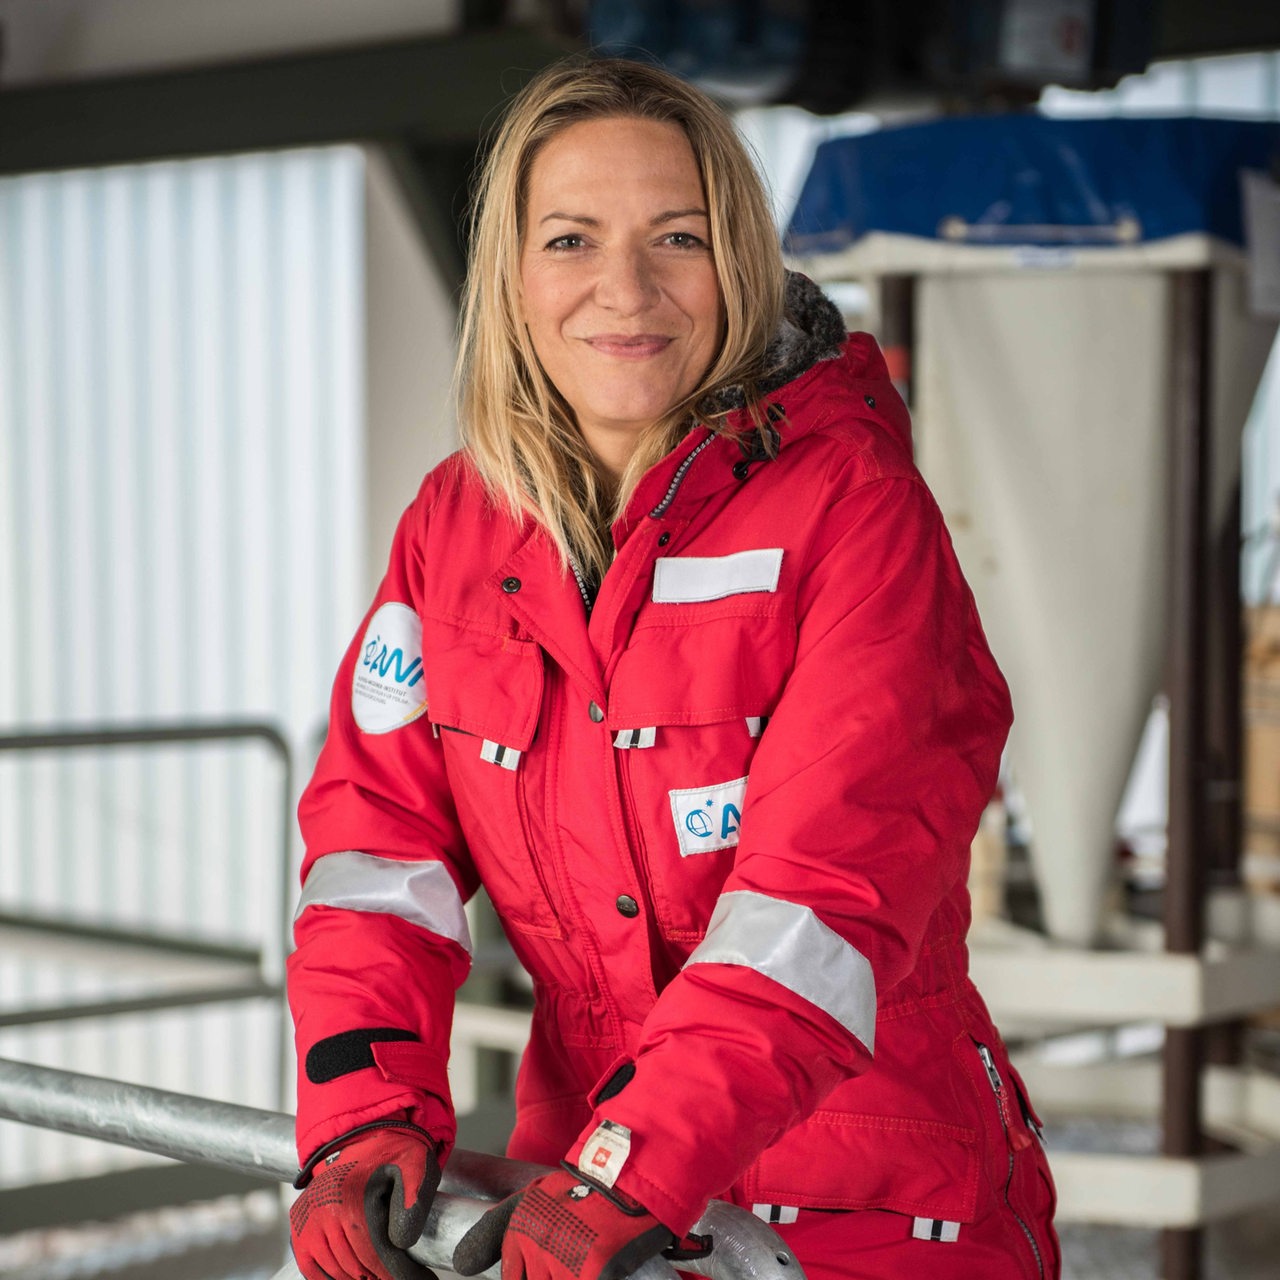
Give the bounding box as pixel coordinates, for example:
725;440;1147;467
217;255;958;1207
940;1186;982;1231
669;776;748;857
352;602;428;734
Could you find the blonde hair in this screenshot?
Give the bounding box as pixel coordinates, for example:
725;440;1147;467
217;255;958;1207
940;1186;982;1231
456;56;786;582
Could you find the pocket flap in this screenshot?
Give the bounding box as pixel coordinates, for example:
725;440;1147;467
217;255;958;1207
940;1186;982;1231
421;618;543;750
609;612;793;728
747;1109;980;1222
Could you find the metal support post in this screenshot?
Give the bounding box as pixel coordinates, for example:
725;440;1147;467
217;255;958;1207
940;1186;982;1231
1162;270;1212;1280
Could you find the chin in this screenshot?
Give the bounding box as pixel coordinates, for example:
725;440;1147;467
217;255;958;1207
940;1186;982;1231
596;388;686;427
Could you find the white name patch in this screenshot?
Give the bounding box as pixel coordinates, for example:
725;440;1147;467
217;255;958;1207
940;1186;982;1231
670;776;748;857
652;548;783;604
352;602;428;734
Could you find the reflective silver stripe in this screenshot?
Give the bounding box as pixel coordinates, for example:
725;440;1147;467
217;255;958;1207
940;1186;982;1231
614;727;657;749
752;1205;799;1226
295;851;473;954
912;1219;960;1243
684;890;875;1050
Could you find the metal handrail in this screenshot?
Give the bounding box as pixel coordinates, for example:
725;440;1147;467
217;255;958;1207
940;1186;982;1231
0;719;294;952
0;720;291;756
0;1056;803;1280
0;720;295;1099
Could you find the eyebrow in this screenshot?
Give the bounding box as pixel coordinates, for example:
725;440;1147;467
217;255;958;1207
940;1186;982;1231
538;208;710;226
652;208;710;224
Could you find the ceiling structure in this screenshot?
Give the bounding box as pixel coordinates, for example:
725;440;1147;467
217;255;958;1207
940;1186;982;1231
1;0;1277;292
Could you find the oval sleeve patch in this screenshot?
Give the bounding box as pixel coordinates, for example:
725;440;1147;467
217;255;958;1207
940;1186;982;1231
352;602;428;734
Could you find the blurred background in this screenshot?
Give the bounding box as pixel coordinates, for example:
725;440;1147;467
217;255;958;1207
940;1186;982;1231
1;1;1279;1277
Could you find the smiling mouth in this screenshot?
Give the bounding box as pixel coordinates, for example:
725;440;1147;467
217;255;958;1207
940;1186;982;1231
583;335;672;358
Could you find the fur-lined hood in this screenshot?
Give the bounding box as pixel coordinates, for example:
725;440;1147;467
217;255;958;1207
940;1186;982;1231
700;270;846;416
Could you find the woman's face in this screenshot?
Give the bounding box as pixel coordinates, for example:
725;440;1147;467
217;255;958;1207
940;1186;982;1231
519;116;725;479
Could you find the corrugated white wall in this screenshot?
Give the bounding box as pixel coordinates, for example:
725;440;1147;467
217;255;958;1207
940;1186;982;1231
0;145;366;1185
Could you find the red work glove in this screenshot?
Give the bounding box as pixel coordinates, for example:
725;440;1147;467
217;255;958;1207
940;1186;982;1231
290;1124;442;1280
452;1166;710;1280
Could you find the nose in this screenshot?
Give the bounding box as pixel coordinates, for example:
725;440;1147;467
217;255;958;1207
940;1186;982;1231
595;246;659;315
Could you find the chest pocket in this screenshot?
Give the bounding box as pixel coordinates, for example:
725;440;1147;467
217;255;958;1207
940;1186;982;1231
421;616;562;938
609;601;796;943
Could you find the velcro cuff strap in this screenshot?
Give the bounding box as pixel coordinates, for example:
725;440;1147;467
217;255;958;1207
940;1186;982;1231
591;1060;636;1106
305;1027;418;1084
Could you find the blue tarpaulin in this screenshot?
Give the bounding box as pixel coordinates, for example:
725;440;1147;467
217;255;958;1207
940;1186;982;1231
785;116;1280;255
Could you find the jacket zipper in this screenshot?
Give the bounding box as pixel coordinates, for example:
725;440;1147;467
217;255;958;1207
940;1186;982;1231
649;435;714;518
976;1041;1044;1280
567;555;595;617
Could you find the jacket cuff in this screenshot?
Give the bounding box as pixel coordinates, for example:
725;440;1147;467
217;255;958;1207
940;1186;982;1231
296;1117;440;1187
565;1122;706;1237
296;1039;456;1169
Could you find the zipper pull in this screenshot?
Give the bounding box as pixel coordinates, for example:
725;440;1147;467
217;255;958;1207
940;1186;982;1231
977;1042;1003;1094
978;1042;1032;1151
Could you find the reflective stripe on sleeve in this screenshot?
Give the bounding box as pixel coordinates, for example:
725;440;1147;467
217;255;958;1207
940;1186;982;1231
295;850;473;954
683;889;875;1051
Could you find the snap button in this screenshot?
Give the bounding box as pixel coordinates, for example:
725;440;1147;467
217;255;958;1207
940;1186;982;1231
615;895;639;918
864;394;876;408
588;701;605;723
501;576;522;593
658;532;671;547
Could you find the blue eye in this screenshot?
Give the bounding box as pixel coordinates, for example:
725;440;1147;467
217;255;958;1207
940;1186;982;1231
546;234;586;251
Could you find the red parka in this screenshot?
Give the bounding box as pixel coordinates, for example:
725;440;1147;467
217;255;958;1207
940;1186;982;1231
290;278;1020;1246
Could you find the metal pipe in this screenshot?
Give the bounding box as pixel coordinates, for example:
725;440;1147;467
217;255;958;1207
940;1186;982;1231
0;720;291;758
269;1235;684;1280
0;1057;803;1280
0;1055;297;1180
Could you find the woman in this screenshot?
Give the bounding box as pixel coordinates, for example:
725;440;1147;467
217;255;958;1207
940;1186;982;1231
287;55;1058;1280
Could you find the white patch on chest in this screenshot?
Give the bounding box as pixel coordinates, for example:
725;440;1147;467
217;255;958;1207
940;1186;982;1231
669;776;748;856
652;548;783;603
